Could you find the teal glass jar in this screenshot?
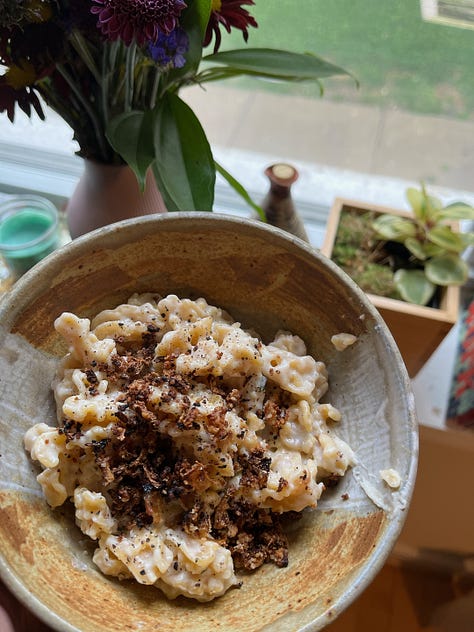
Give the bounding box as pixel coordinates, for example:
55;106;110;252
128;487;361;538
0;195;60;278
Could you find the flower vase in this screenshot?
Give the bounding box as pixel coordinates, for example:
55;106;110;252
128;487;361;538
66;160;167;239
260;163;309;242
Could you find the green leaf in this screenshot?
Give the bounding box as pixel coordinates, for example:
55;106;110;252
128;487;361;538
423;242;445;257
153;94;215;211
394;269;436;306
215;161;265;220
404;237;427;260
106;110;155;191
168;0;211;80
425;254;469;286
428;225;465;253
438;203;474;221
406;186;441;223
150;168;175;211
406;187;424;217
203;49;354;82
460;232;474;247
196;66;325;93
372;214;417;241
193;0;211;37
424;192;443;221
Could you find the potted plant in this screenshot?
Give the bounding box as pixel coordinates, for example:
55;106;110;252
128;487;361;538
321;186;474;377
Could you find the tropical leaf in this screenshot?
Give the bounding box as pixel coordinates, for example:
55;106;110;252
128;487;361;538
422;242;445;258
394;269;436;306
424;190;443;221
215;161;265;220
106;109;155;191
404;237;427;261
193;0;212;37
428;225;465;253
425;254;469;286
153;94;215;211
460;232;474;247
406;187;424;218
407;186;441;222
438;203;474;221
203;49;354;82
196;65;324;93
168;0;211;80
372;214;417;241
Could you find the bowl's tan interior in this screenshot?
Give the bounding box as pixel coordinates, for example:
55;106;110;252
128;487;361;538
0;214;417;632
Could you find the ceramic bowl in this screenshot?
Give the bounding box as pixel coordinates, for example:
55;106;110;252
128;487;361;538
0;213;417;632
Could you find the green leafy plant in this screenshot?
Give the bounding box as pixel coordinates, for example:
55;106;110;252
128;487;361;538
372;186;474;305
332;208;400;299
0;0;355;215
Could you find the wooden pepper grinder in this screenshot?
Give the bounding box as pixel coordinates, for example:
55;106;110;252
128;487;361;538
260;163;309;242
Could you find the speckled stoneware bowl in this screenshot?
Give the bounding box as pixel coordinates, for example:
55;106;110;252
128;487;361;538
0;213;417;632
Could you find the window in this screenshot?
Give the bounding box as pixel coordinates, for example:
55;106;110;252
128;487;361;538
421;0;474;28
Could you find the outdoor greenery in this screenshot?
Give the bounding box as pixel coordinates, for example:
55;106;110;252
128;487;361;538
222;0;474;118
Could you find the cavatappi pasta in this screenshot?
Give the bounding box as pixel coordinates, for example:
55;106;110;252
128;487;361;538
24;294;354;601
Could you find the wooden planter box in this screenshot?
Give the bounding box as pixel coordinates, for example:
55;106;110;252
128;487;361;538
321;198;460;377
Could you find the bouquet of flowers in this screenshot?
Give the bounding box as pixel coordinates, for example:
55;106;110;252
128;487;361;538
0;0;352;212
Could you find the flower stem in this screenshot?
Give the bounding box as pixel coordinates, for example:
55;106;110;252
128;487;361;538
101;46;109;128
70;31;101;84
109;41;126;107
56;64;109;161
125;44;137;112
149;69;161;110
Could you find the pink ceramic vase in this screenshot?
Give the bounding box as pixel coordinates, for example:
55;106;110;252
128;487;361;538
66;160;167;239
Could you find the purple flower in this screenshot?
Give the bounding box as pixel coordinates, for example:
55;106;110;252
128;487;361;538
149;27;188;68
91;0;187;46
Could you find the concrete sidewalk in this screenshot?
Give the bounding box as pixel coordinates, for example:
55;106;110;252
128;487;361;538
181;82;474;200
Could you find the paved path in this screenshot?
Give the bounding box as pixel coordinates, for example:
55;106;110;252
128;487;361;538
181;83;474;203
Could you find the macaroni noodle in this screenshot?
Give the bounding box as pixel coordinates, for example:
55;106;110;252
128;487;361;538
24;294;354;601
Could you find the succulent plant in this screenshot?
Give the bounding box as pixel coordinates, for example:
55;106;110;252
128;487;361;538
372;185;474;306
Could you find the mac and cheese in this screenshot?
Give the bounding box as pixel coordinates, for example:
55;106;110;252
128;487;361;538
25;294;354;601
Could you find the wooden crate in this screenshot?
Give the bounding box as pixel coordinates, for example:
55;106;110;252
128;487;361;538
321;198;460;377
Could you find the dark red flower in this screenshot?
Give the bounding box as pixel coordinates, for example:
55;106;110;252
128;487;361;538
91;0;187;46
0;19;58;122
203;0;258;54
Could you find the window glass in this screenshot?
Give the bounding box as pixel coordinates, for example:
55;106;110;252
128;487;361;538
223;1;474;119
